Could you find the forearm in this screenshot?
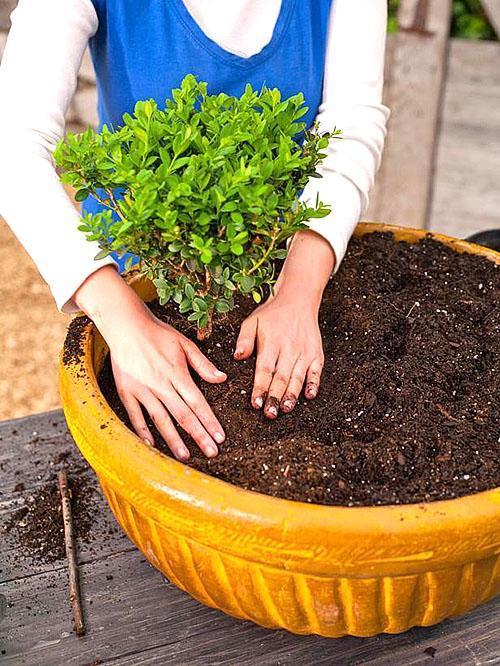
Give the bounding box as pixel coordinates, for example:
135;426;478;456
274;230;335;307
74;265;152;343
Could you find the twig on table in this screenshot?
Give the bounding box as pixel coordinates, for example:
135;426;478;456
58;469;86;637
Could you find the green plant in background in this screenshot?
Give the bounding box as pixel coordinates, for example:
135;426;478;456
55;75;336;339
388;0;497;40
387;0;400;33
452;0;497;40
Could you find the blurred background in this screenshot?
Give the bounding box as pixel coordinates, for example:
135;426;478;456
0;0;499;420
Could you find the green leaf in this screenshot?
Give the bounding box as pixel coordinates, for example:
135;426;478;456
184;283;195;299
179;298;191;313
94;249;110;260
239;275;256;293
75;188;90;202
215;300;230;313
193;297;208;311
231;244;244;256
124;256;136;271
200;249;213;264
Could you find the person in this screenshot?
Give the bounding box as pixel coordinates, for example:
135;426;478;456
0;0;389;461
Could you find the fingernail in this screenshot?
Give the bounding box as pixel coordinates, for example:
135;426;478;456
254;396;263;408
143;437;154;447
214;431;225;444
234;348;242;358
267;405;278;418
177;448;190;461
206;444;218;457
214;369;226;378
282;399;294;412
306;384;318;398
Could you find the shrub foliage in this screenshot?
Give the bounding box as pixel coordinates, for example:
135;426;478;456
55;75;337;337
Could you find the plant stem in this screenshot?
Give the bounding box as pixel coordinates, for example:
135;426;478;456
197;310;213;340
248;229;279;275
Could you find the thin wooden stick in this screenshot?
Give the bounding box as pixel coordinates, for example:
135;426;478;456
58;469;86;637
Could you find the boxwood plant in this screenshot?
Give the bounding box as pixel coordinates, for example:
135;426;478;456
55;75;337;338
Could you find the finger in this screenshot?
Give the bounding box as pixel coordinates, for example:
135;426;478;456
280;359;308;413
305;357;324;399
156;386;219;458
139;391;190;461
172;373;225;445
252;347;278;410
264;353;296;419
234;316;257;360
182;340;226;384
118;390;155;446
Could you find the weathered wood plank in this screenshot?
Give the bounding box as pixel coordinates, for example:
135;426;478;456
0;410;134;582
482;0;500;37
428;39;500;239
1;544;498;665
1;410;499;664
366;0;452;229
108;597;500;666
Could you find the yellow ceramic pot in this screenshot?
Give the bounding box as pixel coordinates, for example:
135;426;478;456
60;223;500;637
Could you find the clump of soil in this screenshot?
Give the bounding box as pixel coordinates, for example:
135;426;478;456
63;315;91;367
5;470;96;563
96;232;500;506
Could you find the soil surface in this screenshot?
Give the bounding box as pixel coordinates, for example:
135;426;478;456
95;232;500;506
4;462;97;563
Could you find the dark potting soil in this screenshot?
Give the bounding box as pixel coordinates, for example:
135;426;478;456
5;468;96;563
95;232;499;506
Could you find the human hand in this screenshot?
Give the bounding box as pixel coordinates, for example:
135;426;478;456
235;290;324;417
234;230;335;418
74;266;226;460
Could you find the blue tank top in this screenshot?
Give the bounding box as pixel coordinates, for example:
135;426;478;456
84;0;333;270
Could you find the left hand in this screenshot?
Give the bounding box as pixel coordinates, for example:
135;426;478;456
235;289;324;417
234;230;335;418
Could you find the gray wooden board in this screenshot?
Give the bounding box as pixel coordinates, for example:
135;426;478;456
428;39;500;239
482;0;500;38
366;0;452;229
1;410;499;665
0;410;133;582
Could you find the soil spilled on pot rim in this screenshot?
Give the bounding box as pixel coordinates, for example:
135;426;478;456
94;232;500;506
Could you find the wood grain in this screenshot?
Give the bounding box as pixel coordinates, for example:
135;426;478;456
482;0;500;37
0;410;498;664
366;0;452;229
0;410;133;583
428;39;500;238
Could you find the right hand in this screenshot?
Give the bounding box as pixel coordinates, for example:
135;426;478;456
74;266;226;461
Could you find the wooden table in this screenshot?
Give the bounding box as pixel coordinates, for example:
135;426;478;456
1;410;498;665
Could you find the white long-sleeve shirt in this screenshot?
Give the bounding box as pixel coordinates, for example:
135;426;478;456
0;0;389;312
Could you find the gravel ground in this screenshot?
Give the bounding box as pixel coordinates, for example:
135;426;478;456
0;217;69;420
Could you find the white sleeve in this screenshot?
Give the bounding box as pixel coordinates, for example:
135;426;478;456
300;0;390;270
0;0;117;313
